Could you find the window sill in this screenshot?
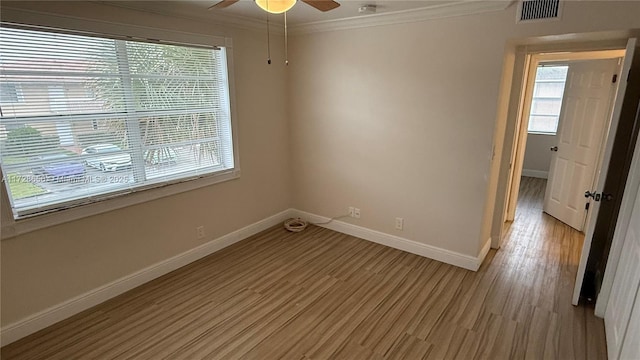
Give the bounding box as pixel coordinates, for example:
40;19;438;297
1;168;240;240
527;131;557;136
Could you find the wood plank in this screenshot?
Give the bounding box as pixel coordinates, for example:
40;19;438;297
0;177;607;359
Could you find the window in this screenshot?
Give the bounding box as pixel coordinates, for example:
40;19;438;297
527;65;569;134
0;25;235;219
0;83;23;103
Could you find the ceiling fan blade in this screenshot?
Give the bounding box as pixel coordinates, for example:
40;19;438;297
208;0;240;10
301;0;340;12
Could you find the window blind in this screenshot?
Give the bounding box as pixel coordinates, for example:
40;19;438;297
0;24;234;218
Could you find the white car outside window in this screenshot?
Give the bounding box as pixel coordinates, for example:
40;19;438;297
82;144;132;172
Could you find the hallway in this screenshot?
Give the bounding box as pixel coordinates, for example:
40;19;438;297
499;176;604;357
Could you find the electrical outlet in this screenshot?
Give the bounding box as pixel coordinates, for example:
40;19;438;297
354;208;361;219
395;217;404;230
348;206;355;217
196;226;205;239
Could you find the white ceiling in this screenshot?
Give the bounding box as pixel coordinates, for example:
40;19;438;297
101;0;480;26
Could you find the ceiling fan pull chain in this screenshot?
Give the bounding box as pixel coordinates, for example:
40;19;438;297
266;5;271;64
284;11;289;66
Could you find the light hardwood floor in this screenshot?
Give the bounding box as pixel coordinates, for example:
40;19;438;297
1;177;606;359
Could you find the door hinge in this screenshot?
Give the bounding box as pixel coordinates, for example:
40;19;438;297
612;74;618;83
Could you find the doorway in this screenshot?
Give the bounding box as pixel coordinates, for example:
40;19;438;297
494;40;640;311
504;50;624;232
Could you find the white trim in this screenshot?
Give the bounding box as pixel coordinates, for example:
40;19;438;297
0;7;230;47
103;1;273;32
595;93;640;318
0;207;492;345
2;1;512;37
527;131;557;136
0;208;294;346
522;169;549;179
0;13;241;240
290;1;512;35
0;5;268;35
480;237;492;263
292;209;488;271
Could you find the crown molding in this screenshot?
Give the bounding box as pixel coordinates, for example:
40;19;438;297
96;1;290;35
1;1;513;37
96;1;272;33
290;1;514;35
0;1;276;34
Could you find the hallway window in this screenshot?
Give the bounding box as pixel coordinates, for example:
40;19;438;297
528;65;569;134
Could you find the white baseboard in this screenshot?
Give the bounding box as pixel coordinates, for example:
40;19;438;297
291;210;488;272
0;208;294;347
2;208;490;346
522;169;549;179
479;238;492;267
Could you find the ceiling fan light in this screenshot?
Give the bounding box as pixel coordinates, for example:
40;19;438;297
255;0;296;14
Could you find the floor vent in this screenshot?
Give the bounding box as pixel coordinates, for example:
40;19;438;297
517;0;562;23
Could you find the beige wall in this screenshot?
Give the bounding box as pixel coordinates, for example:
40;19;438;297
1;2;291;326
523;134;557;174
289;1;640;257
3;0;640;332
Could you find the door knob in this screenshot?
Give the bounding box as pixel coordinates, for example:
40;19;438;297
550;146;558;152
585;191;610;201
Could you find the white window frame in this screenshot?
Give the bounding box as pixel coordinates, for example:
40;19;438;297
0;18;239;239
526;64;569;135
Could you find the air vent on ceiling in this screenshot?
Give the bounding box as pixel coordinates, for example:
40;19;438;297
517;0;562;23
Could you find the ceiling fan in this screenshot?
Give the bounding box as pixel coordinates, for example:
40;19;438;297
208;0;341;14
209;0;340;65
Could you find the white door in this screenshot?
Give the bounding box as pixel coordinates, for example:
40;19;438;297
605;183;640;359
543;59;619;230
573;39;638;305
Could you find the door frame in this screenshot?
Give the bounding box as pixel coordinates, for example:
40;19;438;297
504;50;625;227
597;98;640;317
602;103;640;357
